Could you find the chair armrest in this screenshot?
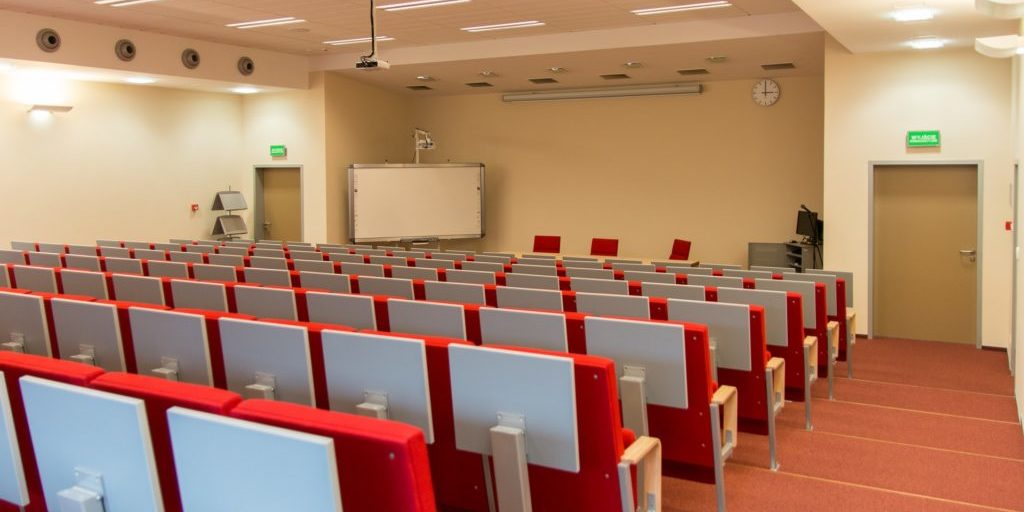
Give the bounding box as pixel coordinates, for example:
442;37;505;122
767;357;786;411
618;436;663;512
803;336;819;378
712;385;738;452
827;320;840;354
845;308;857;345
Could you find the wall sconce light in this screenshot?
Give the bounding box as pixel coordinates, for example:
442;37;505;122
28;104;73;114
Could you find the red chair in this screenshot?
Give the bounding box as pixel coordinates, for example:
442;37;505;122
669;239;692;260
590;238;619;257
532;235;561;254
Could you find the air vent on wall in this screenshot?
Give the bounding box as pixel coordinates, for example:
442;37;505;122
238;56;255;76
465;82;494;88
114;39;136;62
36;28;61;53
600;73;631;80
677;68;710;75
181;48;201;70
761;62;795;70
529;77;558;84
407;85;433;91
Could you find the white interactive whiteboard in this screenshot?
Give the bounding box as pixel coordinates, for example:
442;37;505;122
349;163;485;242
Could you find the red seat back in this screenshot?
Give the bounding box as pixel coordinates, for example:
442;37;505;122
590;238;620;257
670;239;692;260
532;235;561;254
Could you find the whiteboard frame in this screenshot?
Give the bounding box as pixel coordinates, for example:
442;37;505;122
348;163;486;243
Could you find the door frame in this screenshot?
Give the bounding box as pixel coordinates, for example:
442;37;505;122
1012;162;1018;375
253;165;305;242
867;160;984;348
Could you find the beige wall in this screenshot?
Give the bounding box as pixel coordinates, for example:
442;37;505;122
1015;54;1024;427
411;75;825;261
240;72;327;242
0;74;245;246
324;72;414;243
824;39;1015;346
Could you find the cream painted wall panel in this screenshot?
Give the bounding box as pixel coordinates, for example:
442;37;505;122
0;76;245;245
824;40;1014;347
1015;54;1024;426
410;76;824;262
324;73;414;243
241;73;327;242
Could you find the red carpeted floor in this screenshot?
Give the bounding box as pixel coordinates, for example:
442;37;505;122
663;337;1024;511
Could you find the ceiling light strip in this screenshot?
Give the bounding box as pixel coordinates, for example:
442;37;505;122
109;0;162;6
461;21;545;32
631;1;731;15
504;83;703;102
323;36;395;45
226;17;305;28
379;0;470;12
235;19;306;29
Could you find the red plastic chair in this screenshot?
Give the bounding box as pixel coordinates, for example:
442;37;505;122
669;239;692;260
532;235;561;254
590;238;619;257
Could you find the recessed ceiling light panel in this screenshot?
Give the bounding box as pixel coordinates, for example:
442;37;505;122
891;6;936;22
461;21;545;32
231;86;259;94
227;17;307;29
632;1;731;16
124;76;156;84
907;36;945;49
378;0;470;11
323;36;395;45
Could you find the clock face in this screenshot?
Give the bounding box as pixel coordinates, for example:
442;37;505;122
752;78;780;107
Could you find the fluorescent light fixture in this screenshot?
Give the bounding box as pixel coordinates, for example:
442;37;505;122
231;86;259;94
461;21;545;32
891;6;935;22
28;105;73;113
975;34;1024;58
226;17;306;29
975;0;1024;19
632;1;731;16
907;36;945;49
503;83;703;102
95;0;161;5
323;36;395;45
0;62;14;73
124;76;156;84
378;0;470;11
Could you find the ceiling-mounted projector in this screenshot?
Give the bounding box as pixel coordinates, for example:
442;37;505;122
356;57;390;70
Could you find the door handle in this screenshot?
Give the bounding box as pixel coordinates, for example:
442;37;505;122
959;249;977;262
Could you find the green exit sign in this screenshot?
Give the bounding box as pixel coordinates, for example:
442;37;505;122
270;145;287;157
907;131;941;148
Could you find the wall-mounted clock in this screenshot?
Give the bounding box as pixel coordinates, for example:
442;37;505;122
752;78;780;107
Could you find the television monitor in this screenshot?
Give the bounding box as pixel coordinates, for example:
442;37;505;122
797;209;823;242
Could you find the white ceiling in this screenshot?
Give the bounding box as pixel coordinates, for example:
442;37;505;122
792;0;1018;53
334;32;825;95
0;0;803;55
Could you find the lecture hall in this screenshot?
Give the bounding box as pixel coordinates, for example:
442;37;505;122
0;0;1022;511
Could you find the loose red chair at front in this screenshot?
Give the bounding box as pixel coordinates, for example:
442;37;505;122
532;235;561;254
590;238;620;257
669;239;692;260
